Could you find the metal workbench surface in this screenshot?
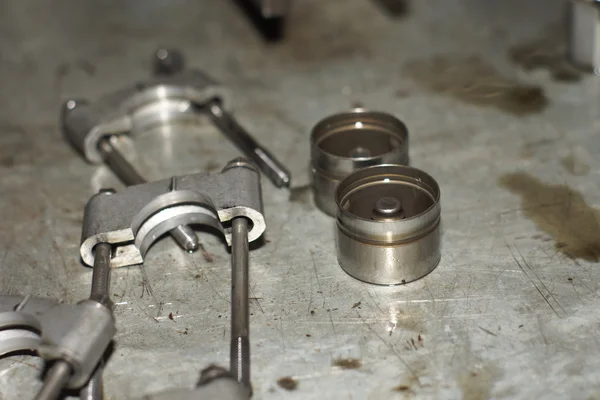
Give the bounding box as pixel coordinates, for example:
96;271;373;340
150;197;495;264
1;0;599;399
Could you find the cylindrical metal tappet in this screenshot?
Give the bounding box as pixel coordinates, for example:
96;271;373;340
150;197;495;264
335;164;441;285
311;109;409;216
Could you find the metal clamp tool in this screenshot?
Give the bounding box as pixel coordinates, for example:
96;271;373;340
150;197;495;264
79;158;262;396
62;49;291;190
0;288;115;400
79;159;265;268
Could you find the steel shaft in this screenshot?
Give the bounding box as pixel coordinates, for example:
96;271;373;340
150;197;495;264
80;242;113;400
79;366;103;400
34;360;72;400
97;138;199;252
208;102;291;188
230;217;250;387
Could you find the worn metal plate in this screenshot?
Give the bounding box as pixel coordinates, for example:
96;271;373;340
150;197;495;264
1;0;600;399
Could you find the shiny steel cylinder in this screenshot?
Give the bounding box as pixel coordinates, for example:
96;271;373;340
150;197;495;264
335;164;441;285
311;109;409;216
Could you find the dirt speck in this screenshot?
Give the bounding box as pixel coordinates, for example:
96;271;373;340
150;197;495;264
310;310;315;316
352;301;362;309
509;25;581;83
306;334;311;337
198;243;215;263
333;358;362;369
277;376;298;391
561;154;590;176
499;172;600;262
392;384;411;392
404;54;548;116
168;312;175;321
289;184;312;204
568;277;573;281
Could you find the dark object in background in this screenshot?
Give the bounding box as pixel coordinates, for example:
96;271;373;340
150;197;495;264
233;0;288;41
371;0;410;18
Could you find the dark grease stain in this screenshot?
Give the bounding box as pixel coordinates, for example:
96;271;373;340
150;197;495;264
509;25;581;83
289;184;312;204
332;358;362;369
371;0;410;18
499;172;600;262
404;54;548;115
561;154;590;176
277;376;298;391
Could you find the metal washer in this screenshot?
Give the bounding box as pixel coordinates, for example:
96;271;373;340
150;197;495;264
335;164;441;285
310;109;409;216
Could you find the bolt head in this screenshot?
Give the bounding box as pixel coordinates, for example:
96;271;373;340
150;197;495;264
153;47;185;76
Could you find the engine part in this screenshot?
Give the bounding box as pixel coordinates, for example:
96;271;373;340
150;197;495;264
80;159;265;268
311;109;409;216
0;295;57;357
34;242;115;400
98;133;200;253
138;366;250;400
569;0;600;75
335;164;441;285
62;51;291;188
230;216;250;386
0;293;115;399
36;300;114;390
79;241;113;400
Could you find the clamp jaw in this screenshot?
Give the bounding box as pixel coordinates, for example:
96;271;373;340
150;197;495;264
61;69;232;164
80;159;265;268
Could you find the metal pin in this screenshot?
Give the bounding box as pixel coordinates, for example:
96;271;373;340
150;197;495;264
208;102;291;188
34;360;72;400
79;241;112;400
230;217;250;387
97;137;199;253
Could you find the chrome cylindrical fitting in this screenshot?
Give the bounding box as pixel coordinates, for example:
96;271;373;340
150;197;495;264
335;164;441;285
311;109;409;216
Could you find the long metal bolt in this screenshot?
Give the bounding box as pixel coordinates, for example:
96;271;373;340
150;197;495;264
97;137;199;252
230;216;250;387
80;241;112;400
208;101;291;188
221;159;254;387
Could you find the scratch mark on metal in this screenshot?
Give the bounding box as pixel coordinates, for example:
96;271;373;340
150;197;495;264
356;311;421;386
478;326;497;336
506;241;564;318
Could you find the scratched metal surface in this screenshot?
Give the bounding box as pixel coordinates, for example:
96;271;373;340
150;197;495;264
1;0;600;399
